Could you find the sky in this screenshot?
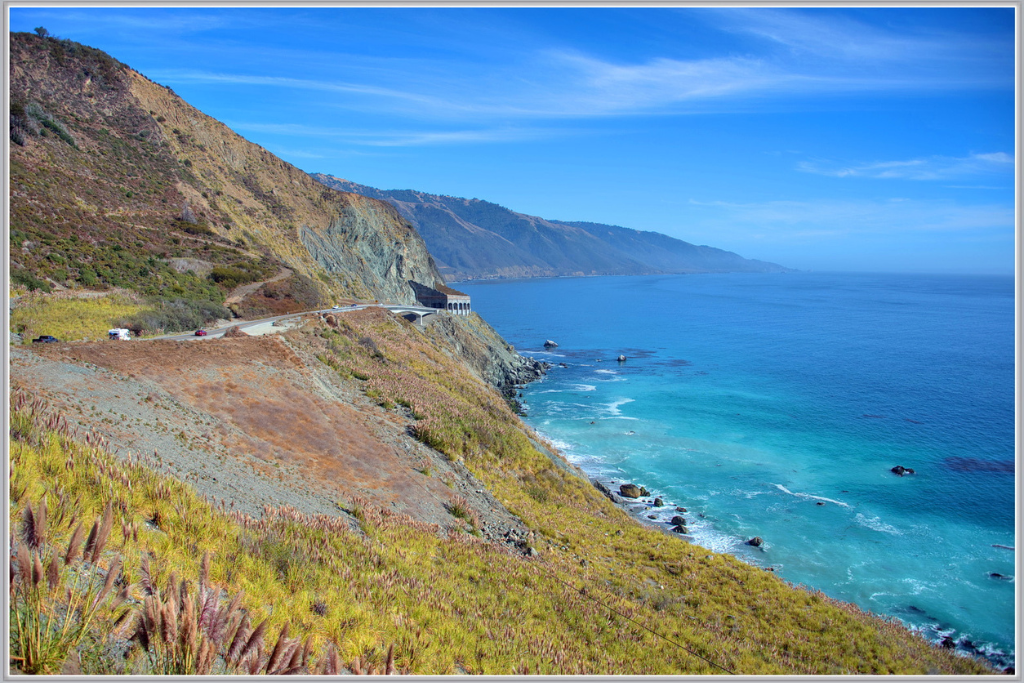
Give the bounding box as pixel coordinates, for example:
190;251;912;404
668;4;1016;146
7;5;1018;274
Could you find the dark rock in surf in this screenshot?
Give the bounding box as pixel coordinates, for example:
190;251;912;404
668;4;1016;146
746;537;763;547
671;525;689;534
653;497;664;507
670;516;687;526
544;340;558;348
891;465;915;476
619;484;643;498
617;354;627;362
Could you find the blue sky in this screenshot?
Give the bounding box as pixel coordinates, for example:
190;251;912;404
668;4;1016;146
8;6;1017;274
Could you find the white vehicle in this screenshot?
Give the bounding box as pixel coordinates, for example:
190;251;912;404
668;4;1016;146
108;328;132;341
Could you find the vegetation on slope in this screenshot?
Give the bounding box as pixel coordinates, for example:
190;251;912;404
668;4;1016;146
8;32;278;333
10;290;147;342
10;316;995;676
10;30;442;337
300;308;992;675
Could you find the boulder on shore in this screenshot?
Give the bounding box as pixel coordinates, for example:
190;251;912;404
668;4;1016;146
619;483;644;498
653;497;664;507
746;537;763;547
671;524;689;534
670;516;686;526
544;340;558;348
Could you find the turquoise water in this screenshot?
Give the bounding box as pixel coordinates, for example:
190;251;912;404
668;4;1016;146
460;272;1016;667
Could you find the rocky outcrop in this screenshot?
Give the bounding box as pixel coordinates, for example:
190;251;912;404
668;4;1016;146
592;479;624;505
428;313;548;402
299;195;443;306
619;483;649;499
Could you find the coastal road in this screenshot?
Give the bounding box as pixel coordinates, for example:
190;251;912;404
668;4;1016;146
146;303;442;341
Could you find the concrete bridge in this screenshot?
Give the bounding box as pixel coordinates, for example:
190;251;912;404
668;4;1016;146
379;304;444;325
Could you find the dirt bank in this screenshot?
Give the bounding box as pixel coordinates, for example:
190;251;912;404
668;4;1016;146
11;323;532;545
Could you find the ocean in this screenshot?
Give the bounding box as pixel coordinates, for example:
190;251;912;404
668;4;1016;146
460;272;1016;668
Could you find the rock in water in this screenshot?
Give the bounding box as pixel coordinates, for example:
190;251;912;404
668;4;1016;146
653;497;664;507
746;537;763;547
544;340;558;348
891;465;915;476
619;483;643;498
617;354;627;362
670;516;686;526
671;524;689;534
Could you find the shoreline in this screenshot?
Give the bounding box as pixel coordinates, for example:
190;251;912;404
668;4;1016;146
547;445;1015;672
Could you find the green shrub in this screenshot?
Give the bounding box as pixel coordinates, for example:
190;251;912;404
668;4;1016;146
125;298;231;335
11;269;51;293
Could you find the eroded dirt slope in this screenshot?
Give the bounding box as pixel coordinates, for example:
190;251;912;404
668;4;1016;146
11;324;530;542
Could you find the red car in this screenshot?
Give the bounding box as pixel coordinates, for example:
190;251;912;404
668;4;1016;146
195;329;208;336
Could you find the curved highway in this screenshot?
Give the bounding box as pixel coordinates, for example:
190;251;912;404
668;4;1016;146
147;303;442;341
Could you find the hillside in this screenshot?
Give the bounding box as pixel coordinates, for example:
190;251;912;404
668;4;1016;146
311;175;791;281
9;314;992;676
9;31;442;323
7;32;994;676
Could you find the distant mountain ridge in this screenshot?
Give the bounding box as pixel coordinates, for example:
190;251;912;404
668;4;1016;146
311;175;791;281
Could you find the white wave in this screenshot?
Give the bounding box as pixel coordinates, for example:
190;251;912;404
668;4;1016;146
772;483;851;508
546;438;575;452
525;349;565;357
595;369;618;375
605;398;634;416
855;513;902;535
535;385;595;393
899;578;930;595
598;416;639;421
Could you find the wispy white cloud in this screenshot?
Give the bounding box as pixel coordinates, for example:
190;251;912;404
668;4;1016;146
708;8;1013;88
226;120;553;147
152;70;441;107
687;197;1014;241
797;153;1014;180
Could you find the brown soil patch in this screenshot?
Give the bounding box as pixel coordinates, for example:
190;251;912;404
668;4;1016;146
43;336;492;526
